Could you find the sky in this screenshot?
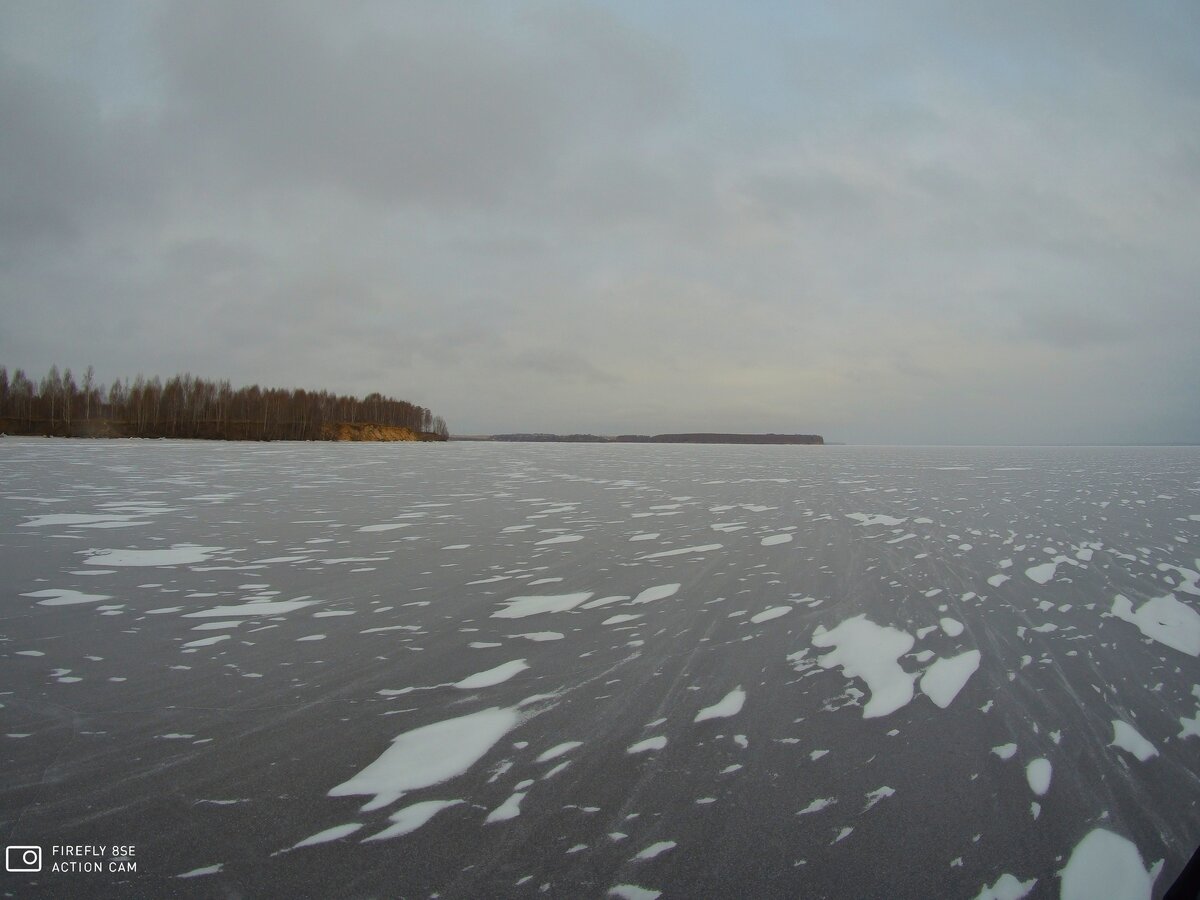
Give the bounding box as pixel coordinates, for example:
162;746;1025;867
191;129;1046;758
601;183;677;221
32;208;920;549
2;1;1198;444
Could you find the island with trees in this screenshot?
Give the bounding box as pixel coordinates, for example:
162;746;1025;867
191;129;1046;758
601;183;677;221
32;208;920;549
476;433;825;445
0;365;449;442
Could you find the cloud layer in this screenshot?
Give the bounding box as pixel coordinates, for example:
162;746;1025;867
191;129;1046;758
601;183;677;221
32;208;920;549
2;1;1198;442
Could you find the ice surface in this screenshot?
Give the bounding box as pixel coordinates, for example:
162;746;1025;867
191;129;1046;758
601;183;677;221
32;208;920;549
454;660;529;689
1025;758;1051;796
1110;721;1158;761
1060;829;1158;900
84;545;222;566
365;800;461;841
1110;594;1200;656
5;441;1200;898
492;593;594;619
695;688;746;722
329;707;519;810
812;616;916;718
21;588;110;606
920;651;981;708
973;873;1036;899
750;606;792;624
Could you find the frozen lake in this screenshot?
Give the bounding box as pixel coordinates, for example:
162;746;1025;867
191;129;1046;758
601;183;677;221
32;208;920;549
1;438;1198;898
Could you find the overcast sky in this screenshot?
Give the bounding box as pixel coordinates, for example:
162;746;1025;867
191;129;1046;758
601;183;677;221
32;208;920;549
2;1;1198;443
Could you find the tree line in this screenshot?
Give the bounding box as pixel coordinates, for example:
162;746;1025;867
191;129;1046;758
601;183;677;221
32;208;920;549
0;364;449;441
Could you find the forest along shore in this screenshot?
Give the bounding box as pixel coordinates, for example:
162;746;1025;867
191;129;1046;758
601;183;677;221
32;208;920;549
0;365;449;442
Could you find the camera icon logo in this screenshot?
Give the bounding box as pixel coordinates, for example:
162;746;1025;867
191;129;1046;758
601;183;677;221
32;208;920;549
6;845;42;873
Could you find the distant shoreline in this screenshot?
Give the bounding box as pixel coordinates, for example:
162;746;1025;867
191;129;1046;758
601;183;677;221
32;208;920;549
456;432;824;445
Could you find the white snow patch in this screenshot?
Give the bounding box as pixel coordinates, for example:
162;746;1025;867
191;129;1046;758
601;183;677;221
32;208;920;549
85;545;222;567
357;524;409;532
797;798;836;815
536;741;582;763
972;873;1037;900
22;513;151;528
485;791;526;823
1060;828;1160;900
988;574;1010;588
939;617;965;637
492;592;594;619
580;595;630;609
637;544;722;559
513;631;563;642
633;841;676;861
1110;721;1158;762
21;589;110;606
608;886;661;900
750;606;792;624
365;799;461;841
603;614;642;626
454;660;529;690
632;583;680;604
862;786;895;811
184;599;319;618
329;707;519;810
177;864;223;879
761;534;793;546
627;736;667;754
992;744;1018;760
695;687;746;722
182;635;230;648
1026;758;1052;796
289;823;363;849
536;534;583;545
846;513;907;527
1026;557;1074;584
920;650;981;709
812;615;916;718
1111;594;1200;656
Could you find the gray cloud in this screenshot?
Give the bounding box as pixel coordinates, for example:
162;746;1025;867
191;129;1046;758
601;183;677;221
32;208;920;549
1;1;1197;443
